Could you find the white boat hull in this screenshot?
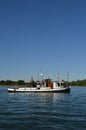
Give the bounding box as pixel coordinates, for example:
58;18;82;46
8;87;70;93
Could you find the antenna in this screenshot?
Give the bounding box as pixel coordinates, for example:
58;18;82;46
57;71;60;82
66;72;69;86
67;72;69;81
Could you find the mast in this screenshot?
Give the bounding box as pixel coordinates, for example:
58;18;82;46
57;71;60;82
66;72;69;87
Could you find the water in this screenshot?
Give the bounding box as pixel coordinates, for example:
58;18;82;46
0;86;86;130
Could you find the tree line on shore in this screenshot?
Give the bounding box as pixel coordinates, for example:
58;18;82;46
0;80;31;86
0;79;86;86
70;79;86;86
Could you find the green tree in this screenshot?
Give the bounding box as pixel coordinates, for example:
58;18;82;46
17;80;25;85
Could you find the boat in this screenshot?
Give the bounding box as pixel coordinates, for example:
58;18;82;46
8;78;70;93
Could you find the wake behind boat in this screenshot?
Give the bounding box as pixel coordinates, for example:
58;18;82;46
8;78;70;93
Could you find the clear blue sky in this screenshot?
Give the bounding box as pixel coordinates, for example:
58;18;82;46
0;0;86;81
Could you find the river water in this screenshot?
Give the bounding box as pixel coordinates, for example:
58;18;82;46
0;86;86;130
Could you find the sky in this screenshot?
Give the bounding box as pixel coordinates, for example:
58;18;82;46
0;0;86;81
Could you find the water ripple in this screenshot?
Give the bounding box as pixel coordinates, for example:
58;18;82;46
0;86;86;130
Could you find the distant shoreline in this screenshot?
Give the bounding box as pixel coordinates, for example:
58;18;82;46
0;79;86;87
